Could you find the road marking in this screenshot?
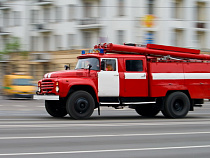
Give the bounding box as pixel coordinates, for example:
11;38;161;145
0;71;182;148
13;105;26;107
36;106;43;108
1;145;210;156
2;120;210;128
0;131;210;140
1;117;210;123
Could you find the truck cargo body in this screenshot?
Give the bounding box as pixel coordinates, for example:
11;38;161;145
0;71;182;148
148;61;210;99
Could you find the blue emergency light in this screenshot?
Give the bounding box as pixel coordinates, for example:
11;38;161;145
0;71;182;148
81;50;86;55
99;49;104;54
82;49;104;55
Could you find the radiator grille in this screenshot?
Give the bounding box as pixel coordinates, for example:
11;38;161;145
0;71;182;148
41;80;54;93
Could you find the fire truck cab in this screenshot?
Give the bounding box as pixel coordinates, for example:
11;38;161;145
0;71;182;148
35;43;210;119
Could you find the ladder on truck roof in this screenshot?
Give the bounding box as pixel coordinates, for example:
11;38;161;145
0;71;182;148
94;43;210;60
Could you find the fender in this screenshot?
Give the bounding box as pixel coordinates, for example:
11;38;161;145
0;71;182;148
58;77;99;102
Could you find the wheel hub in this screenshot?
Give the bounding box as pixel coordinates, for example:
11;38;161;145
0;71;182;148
75;98;89;114
174;100;183;112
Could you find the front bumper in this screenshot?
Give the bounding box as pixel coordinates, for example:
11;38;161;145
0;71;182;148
33;95;59;100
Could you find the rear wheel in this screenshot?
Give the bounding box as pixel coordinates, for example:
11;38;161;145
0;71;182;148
161;109;170;118
66;91;95;120
45;100;67;117
163;92;190;118
135;104;160;117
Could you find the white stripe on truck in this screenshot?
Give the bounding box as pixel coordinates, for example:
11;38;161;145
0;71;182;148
152;73;210;80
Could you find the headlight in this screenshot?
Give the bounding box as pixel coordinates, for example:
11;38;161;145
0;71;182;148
38;82;41;92
56;86;59;92
55;81;59;92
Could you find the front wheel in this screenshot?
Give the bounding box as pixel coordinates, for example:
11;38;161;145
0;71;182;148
163;92;190;118
66;91;95;120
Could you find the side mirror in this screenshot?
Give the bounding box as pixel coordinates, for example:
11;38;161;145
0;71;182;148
101;61;105;70
64;65;70;70
88;64;92;73
88;64;92;70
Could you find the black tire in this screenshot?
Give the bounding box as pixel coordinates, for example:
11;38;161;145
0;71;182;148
161;109;170;118
45;100;67;117
66;91;95;120
163;92;190;118
135;104;160;117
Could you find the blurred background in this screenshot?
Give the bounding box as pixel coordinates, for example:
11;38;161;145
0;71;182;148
0;0;210;96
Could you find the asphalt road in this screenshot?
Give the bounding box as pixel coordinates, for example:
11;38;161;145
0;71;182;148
1;98;210;158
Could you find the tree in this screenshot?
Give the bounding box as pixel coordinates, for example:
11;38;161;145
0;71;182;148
4;36;21;53
0;36;28;59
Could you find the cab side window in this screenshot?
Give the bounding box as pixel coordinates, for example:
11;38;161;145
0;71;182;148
126;60;143;71
102;59;116;71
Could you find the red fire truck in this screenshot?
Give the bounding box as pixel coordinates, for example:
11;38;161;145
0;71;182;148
35;43;210;119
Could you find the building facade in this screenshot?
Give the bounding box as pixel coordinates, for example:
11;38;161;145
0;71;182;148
0;0;210;82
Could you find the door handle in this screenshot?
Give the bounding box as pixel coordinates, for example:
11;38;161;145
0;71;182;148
114;74;119;76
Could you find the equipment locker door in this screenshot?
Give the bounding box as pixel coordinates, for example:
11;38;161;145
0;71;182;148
123;59;148;97
98;58;119;97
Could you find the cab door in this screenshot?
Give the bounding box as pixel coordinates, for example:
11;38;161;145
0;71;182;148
123;58;148;97
98;58;119;97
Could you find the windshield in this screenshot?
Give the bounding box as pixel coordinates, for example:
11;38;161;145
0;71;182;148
12;79;33;86
75;58;99;70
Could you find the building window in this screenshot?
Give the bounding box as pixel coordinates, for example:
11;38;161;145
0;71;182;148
172;0;184;19
83;32;91;48
55;35;62;50
117;30;125;45
118;0;125;16
196;31;206;49
3;11;9;27
84;2;92;18
148;0;154;14
68;34;75;49
55;7;62;22
43;36;50;51
44;8;50;23
14;11;21;26
172;29;184;47
196;2;206;21
31;10;39;24
30;10;35;23
30;36;38;51
68;4;75;21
